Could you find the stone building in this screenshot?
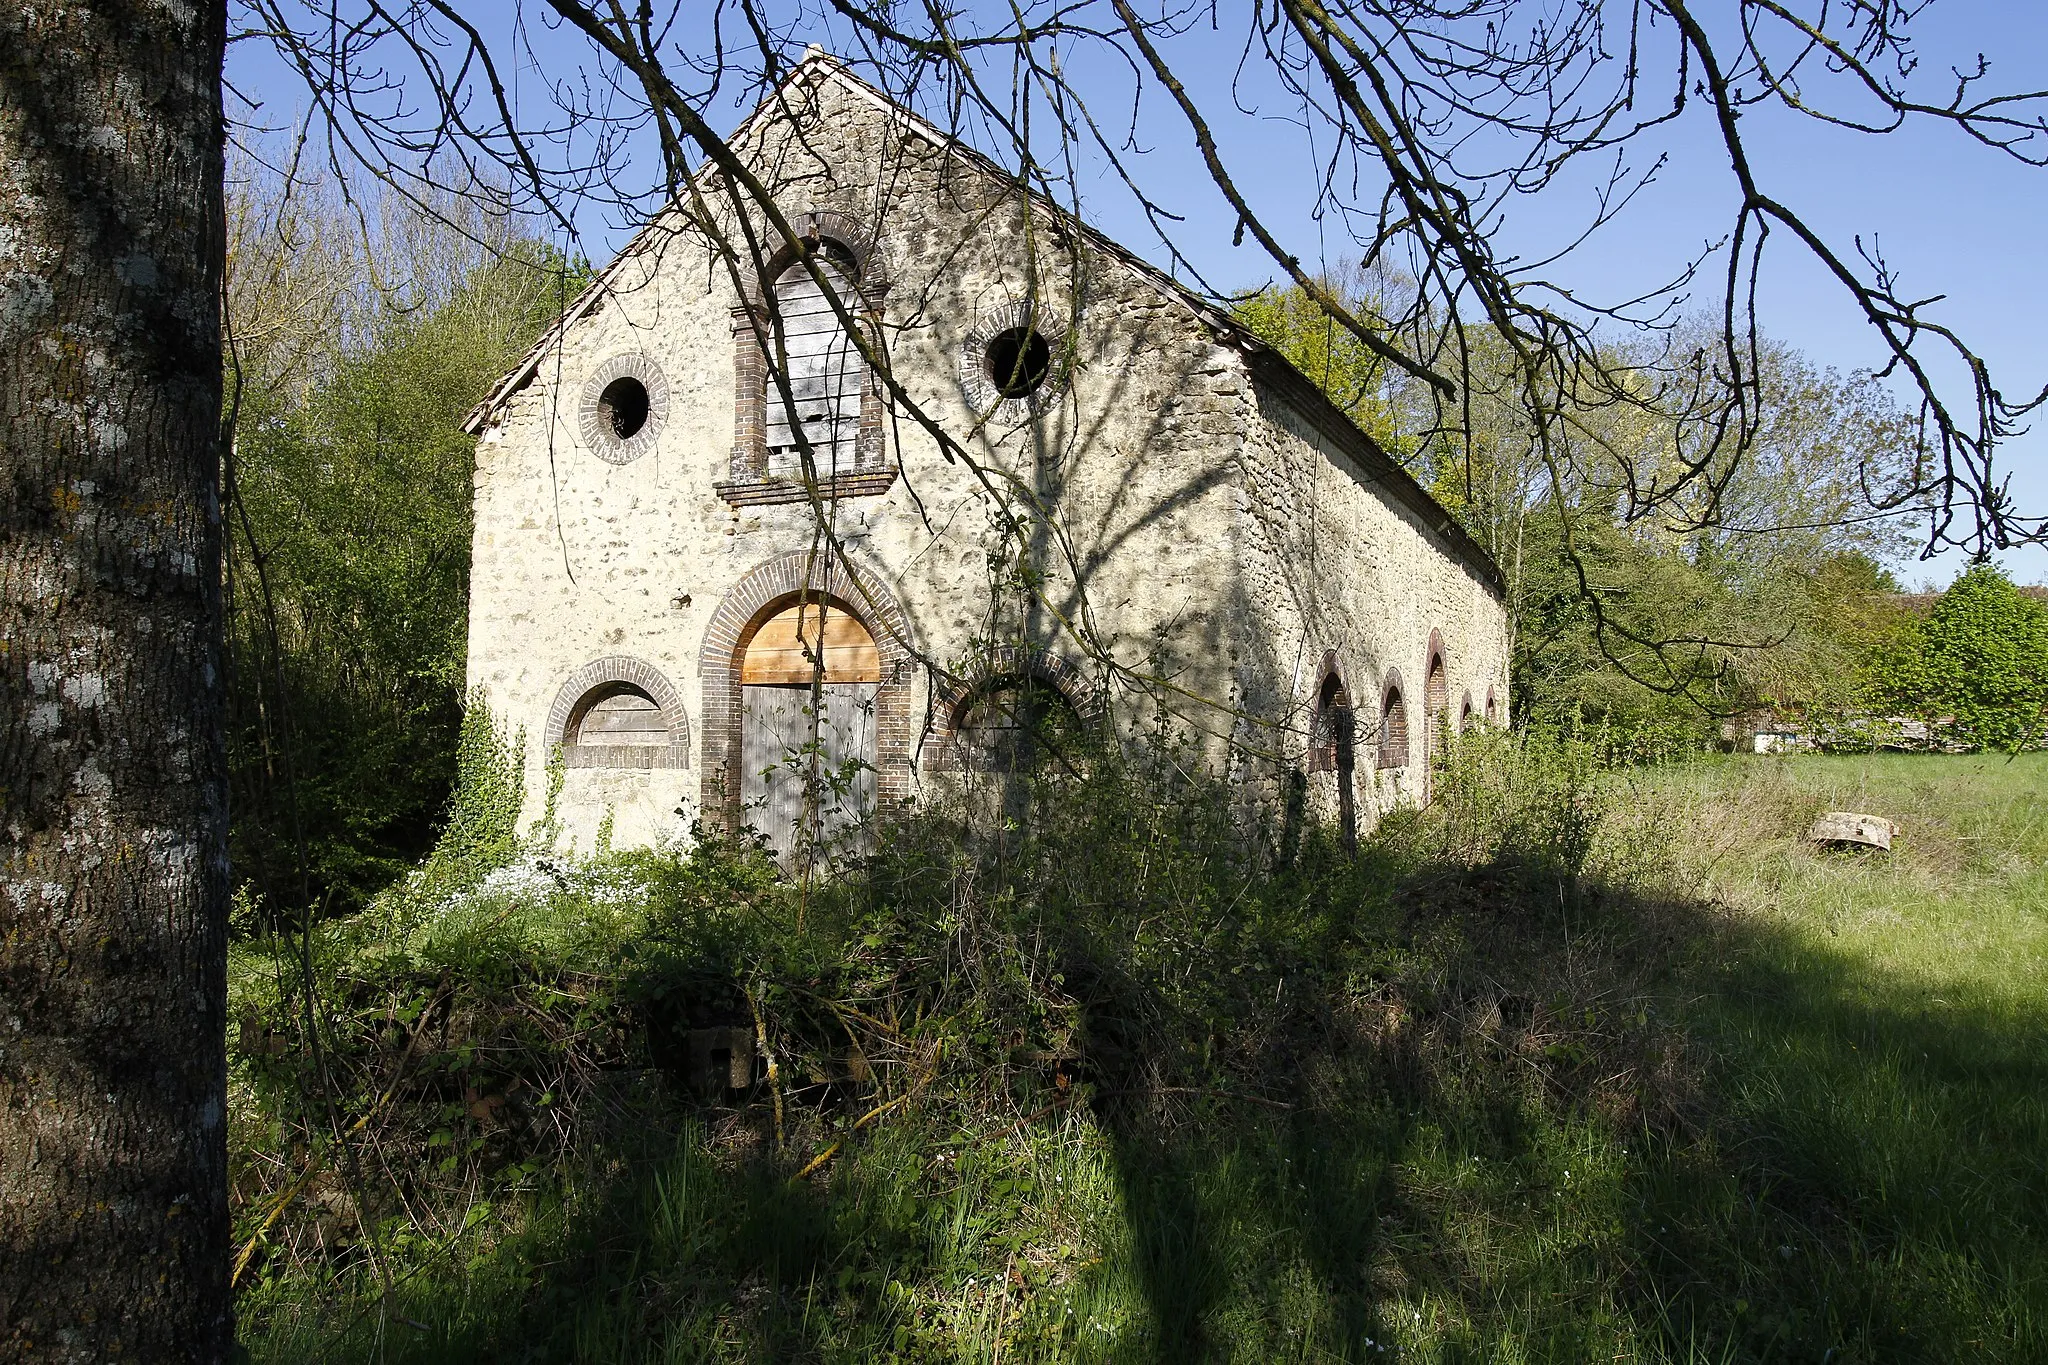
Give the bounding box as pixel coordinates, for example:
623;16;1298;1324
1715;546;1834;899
462;54;1510;857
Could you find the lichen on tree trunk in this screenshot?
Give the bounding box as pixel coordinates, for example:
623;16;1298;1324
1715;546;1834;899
0;2;232;1360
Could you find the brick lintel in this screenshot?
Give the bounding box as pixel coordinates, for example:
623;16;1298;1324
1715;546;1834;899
714;469;899;507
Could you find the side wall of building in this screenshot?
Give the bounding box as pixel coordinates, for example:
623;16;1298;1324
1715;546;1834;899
1228;377;1512;832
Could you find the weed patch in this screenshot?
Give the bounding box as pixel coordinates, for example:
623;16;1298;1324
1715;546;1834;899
230;741;2048;1362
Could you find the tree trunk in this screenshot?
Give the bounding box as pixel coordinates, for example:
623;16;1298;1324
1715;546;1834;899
0;3;231;1362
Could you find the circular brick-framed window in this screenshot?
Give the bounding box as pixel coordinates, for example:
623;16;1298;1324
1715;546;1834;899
579;353;669;464
960;302;1070;419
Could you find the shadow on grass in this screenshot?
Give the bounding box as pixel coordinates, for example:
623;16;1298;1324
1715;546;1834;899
238;830;2048;1364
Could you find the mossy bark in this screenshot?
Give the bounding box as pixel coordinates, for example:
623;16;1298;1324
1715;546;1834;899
0;2;231;1359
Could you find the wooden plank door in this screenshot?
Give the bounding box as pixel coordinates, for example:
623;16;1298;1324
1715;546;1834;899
740;682;877;867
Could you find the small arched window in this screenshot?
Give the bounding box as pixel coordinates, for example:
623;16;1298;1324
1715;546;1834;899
1485;689;1499;726
545;657;689;770
1459;691;1476;733
954;676;1083;773
764;248;863;478
1308;670;1355;774
566;684;675;768
1378;682;1410;769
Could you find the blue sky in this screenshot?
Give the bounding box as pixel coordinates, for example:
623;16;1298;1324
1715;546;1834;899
228;1;2048;585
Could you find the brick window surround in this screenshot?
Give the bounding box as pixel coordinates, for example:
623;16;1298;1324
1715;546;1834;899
1306;650;1355;774
544;656;690;769
1423;629;1449;741
923;645;1102;773
698;550;918;829
718;210;896;508
1378;670;1410;770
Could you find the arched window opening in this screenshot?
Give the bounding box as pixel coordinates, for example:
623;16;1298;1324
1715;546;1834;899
572;685;665;746
1459;691;1477;732
1379;684;1410;769
1309;666;1359;851
1309;670;1355;774
1485;690;1499;726
954;676;1083;773
1425;649;1449;739
764;248;863;478
551;661;688;771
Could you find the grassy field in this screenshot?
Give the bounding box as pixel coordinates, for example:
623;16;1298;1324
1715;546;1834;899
233;749;2048;1363
1611;753;2048;1362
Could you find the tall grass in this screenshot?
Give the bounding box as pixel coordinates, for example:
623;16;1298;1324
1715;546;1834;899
228;735;2048;1362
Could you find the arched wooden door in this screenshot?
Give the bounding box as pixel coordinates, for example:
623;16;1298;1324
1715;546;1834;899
739;598;879;865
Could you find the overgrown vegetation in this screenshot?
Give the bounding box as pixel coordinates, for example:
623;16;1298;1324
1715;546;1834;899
223;171;577;914
228;719;2048;1362
1864;563;2048;752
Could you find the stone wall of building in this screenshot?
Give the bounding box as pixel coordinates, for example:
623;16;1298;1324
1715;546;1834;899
465;62;1509;853
1228;377;1512;830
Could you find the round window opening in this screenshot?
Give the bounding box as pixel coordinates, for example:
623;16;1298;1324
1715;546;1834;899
599;376;651;440
985;327;1052;400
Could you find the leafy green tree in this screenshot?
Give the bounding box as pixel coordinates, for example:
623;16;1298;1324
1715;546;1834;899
1883;564;2048;753
225;183;577;915
1233;265;1413;459
1239;281;1928;739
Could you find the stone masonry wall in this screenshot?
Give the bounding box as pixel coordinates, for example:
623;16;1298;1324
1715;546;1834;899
1227;381;1512;832
466;63;1509;851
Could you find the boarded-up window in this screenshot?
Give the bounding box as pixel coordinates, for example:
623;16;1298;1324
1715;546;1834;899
763;253;862;478
565;684;674;767
740;602;881;685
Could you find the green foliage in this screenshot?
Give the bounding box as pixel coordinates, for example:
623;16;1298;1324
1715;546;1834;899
1236;279;1929;736
1875;563;2048;752
226;211;576;915
229;737;2048;1362
406;694;528;902
1231;267;1413;459
1426;724;1604;882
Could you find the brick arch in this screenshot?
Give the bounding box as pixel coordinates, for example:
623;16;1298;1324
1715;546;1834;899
1306;649;1357;773
544;656;690;769
1423;628;1450;795
1377;667;1411;770
743;208;894;307
698;551;917;827
925;645;1103;772
1459;688;1477;731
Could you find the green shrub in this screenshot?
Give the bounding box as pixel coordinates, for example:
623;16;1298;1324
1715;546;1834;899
1888;563;2048;752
